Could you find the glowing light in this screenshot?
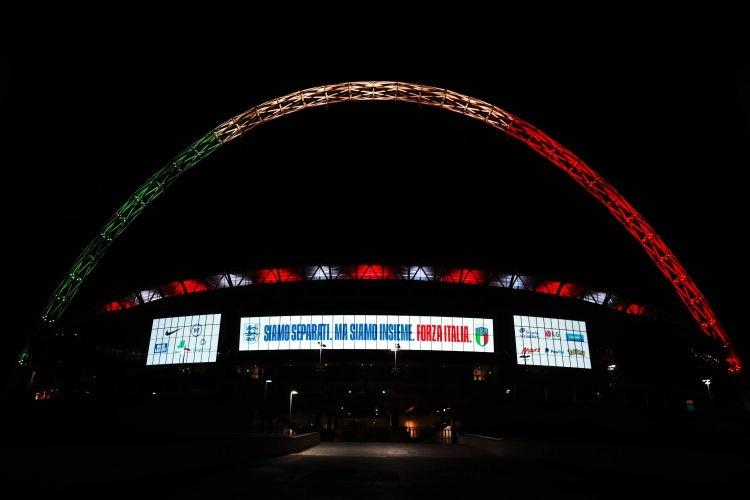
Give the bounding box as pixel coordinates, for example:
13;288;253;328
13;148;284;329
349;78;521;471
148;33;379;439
31;81;741;374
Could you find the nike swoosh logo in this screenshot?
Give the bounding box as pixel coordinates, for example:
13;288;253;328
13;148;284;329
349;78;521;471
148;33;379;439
165;329;179;336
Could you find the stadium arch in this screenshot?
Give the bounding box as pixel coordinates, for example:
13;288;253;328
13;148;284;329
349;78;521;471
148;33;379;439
26;81;742;373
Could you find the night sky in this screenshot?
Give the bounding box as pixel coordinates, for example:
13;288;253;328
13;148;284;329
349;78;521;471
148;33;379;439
2;35;748;377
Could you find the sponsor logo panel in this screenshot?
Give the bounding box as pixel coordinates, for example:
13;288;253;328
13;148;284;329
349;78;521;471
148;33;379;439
514;315;590;370
146;314;221;366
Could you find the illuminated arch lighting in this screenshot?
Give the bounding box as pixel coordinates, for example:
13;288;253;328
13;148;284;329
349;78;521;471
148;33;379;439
33;81;741;373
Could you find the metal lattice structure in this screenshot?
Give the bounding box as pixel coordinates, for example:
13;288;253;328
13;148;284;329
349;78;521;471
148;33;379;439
33;81;742;372
97;264;653;317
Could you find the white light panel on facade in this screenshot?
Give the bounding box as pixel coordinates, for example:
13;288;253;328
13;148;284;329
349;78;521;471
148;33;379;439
146;314;221;365
239;314;494;353
513;315;591;369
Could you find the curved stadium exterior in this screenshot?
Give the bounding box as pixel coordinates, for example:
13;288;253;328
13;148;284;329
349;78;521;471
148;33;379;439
18;261;737;441
12;82;745;441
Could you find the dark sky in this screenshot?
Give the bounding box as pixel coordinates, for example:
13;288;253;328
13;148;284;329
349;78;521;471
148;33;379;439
2;34;748;373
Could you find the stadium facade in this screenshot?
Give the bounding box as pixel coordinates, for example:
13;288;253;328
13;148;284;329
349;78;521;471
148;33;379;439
16;262;738;441
12;81;746;440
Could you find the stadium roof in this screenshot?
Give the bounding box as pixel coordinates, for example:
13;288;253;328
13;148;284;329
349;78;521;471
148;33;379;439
98;263;656;319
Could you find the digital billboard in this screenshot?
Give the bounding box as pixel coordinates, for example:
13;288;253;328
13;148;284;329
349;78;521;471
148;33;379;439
513;315;590;369
146;314;221;365
239;314;494;353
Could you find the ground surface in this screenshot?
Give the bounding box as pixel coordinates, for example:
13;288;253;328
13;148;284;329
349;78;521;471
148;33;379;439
26;441;748;498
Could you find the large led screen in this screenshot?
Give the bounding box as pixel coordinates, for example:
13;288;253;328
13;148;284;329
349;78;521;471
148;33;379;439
146;314;222;365
513;315;591;369
239;315;494;353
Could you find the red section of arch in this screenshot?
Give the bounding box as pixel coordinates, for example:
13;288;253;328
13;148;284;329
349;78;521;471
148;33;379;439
507;117;741;372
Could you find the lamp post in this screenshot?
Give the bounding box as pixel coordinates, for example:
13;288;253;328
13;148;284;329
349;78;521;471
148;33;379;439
289;390;298;436
607;364;616;387
265;379;273;402
264;380;272;432
392;344;401;372
180;347;191;393
180;347;191;374
318;341;326;371
702;379;712;399
318;342;326;392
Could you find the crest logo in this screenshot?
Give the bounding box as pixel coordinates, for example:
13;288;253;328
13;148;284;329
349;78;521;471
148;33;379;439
191;324;202;337
475;326;489;347
244;324;260;344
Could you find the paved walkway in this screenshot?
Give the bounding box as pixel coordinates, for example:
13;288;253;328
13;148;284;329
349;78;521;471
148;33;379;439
25;441;747;498
297;442;488;457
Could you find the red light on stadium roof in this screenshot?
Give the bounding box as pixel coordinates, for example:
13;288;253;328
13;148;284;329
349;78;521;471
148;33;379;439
559;283;583;298
98;264;653;318
439;268;485;285
162;281;185;296
254;268;302;284
536;281;560;295
104;301;122;312
625;304;646;315
183;279;208;294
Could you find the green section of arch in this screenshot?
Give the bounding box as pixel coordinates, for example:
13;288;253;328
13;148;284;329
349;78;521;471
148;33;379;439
38;82;498;333
39;132;222;326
